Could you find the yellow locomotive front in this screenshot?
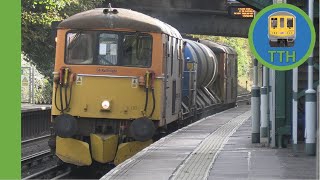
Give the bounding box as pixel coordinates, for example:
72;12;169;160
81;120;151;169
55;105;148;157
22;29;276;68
268;11;296;47
50;7;183;166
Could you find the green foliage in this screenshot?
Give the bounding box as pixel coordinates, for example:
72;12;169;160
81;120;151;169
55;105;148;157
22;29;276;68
191;35;252;78
34;78;52;104
21;58;52;104
22;0;104;78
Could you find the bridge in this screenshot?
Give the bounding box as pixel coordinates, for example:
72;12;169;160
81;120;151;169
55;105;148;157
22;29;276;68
107;0;319;37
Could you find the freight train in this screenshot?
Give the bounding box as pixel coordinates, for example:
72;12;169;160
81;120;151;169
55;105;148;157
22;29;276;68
49;5;238;167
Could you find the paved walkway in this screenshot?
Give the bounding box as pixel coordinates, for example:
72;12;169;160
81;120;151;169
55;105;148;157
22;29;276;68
102;106;251;180
101;105;316;180
209;118;316;179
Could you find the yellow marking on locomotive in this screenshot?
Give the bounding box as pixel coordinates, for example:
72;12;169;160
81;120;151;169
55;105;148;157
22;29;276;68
90;134;118;163
52;77;163;120
56;136;92;166
268;14;296;38
114;140;153;165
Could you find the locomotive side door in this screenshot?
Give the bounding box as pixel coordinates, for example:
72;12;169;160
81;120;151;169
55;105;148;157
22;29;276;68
162;35;173;125
161;35;182;125
172;38;182;120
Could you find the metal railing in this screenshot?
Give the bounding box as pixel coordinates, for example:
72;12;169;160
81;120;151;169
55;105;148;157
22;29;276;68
21;109;51;140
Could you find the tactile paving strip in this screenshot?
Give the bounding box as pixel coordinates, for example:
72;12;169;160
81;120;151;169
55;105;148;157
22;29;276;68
170;111;251;180
101;106;251;180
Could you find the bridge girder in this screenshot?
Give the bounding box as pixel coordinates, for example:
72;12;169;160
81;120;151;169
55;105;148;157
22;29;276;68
128;8;252;37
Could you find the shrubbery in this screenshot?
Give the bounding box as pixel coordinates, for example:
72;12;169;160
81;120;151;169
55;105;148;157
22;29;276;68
191;35;253;93
21;57;52;104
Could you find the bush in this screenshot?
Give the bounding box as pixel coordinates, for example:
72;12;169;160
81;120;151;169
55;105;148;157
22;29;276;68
21;56;52;104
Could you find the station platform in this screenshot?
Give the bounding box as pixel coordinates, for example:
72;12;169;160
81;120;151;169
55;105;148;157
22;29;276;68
21;103;51;113
102;105;316;180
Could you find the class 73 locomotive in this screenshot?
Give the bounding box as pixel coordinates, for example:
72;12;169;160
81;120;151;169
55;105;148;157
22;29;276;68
50;5;238;167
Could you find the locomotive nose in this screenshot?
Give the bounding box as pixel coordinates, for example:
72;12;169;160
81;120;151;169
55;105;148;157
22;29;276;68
53;114;78;138
129;117;155;142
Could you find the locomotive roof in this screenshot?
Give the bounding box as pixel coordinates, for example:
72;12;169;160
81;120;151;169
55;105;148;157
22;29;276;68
58;8;182;38
269;11;295;17
199;40;237;55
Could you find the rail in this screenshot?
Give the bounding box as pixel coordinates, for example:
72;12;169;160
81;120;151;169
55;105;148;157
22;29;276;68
21;149;52;167
22;165;70;180
237;93;251;103
22;134;51;145
51;170;71;180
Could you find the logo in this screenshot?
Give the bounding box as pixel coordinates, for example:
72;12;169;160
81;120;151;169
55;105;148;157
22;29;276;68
249;3;316;71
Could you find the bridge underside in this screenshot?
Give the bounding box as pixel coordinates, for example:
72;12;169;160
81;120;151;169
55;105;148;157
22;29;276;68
132;8;251;37
108;0;318;37
108;0;252;37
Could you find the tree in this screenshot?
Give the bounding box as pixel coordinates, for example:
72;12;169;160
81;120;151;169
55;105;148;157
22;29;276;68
191;35;252;78
22;0;104;78
191;35;253;93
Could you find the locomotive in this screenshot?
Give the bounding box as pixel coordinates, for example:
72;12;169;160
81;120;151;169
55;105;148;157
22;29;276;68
268;11;296;47
49;5;237;167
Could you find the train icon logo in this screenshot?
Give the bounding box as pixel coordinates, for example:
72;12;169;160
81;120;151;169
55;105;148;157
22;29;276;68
268;11;296;47
249;3;315;71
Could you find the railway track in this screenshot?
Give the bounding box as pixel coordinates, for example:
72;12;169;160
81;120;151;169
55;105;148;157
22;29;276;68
22;164;71;180
21;149;65;179
21;149;53;167
22;134;51;145
237;93;251;103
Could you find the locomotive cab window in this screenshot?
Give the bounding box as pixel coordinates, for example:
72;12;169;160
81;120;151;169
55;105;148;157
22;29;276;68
66;32;94;64
271;18;277;28
287;18;294;28
98;33;118;65
280;18;284;28
121;34;152;67
65;31;152;67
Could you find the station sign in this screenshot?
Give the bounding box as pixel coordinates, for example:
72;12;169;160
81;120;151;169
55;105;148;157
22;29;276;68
228;6;255;18
21;67;31;103
248;3;315;71
21;76;29;87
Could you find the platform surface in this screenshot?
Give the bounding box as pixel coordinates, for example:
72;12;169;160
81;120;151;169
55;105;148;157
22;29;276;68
209;118;316;179
102;104;316;179
102;105;250;179
21;103;51;113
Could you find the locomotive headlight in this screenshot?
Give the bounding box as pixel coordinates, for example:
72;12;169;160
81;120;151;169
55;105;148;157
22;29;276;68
101;100;111;110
